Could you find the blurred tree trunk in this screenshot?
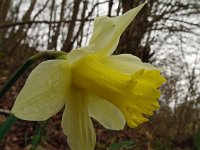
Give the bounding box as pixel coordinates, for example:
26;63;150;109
54;0;67;49
0;0;37;75
62;0;82;52
108;0;113;17
0;0;12;44
3;0;37;55
116;0;152;62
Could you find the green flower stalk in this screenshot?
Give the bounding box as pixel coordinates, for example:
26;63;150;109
11;2;165;150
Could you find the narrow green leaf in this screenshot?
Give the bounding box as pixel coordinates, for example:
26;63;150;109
195;131;200;150
31;120;48;150
0;59;33;99
0;114;17;140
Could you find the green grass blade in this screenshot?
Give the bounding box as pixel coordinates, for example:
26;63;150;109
195;131;200;150
0;114;17;140
31;120;49;150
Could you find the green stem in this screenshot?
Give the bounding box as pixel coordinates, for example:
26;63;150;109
0;59;33;99
0;51;66;99
0;51;66;140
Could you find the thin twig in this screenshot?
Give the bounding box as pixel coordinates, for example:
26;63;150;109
0;19;93;28
0;108;11;115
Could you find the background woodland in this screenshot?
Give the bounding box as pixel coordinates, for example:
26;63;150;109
0;0;200;149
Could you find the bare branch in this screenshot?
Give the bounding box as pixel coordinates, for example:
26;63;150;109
0;19;93;28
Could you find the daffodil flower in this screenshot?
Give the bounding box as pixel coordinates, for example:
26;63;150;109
12;2;165;150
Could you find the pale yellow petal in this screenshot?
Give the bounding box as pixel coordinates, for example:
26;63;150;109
90;2;146;57
101;54;159;74
61;87;96;150
67;2;146;63
87;93;125;130
12;60;70;121
67;49;88;64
